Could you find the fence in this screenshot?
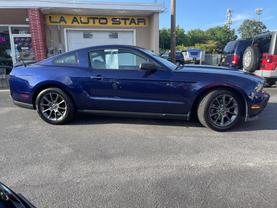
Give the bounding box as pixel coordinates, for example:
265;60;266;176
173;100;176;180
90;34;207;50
204;54;222;66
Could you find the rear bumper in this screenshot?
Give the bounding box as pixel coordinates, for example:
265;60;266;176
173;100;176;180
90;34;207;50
13;100;34;109
248;91;270;118
254;69;277;79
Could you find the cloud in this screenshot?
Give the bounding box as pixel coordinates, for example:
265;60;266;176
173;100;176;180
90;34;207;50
232;13;251;22
205;12;252;29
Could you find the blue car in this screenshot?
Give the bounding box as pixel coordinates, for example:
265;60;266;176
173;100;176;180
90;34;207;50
9;45;270;131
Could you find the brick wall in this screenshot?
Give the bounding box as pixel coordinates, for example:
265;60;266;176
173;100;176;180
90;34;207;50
28;9;47;61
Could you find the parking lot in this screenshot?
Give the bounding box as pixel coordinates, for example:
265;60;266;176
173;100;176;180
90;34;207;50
1;88;277;208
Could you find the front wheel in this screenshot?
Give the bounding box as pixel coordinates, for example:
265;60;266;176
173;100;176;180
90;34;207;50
197;90;243;131
36;88;75;124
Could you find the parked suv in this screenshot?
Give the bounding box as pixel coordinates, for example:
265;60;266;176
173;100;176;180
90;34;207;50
243;32;277;86
221;39;252;69
161;51;185;65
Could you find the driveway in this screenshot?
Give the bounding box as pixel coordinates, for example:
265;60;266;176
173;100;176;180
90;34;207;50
1;89;277;208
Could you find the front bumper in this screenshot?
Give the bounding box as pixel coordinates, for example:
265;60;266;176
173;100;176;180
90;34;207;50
248;91;270;118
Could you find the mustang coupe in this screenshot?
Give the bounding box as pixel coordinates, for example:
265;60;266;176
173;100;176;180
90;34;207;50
9;45;269;131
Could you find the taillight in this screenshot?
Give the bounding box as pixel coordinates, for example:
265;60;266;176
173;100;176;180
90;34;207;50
232;54;239;65
263;54;273;63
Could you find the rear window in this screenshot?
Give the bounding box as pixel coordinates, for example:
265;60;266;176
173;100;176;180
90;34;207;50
224;41;236;54
253;34;272;54
53;53;78;65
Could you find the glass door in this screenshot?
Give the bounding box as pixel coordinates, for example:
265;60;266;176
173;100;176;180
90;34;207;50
12;36;34;64
10;26;35;65
0;26;12;74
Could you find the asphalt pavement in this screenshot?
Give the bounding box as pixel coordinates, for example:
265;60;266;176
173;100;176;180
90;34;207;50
1;88;277;208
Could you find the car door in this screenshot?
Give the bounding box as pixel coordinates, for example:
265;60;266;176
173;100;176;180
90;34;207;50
98;48;187;114
79;49;117;110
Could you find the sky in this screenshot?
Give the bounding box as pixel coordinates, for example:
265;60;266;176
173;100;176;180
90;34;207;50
101;0;277;31
159;0;277;31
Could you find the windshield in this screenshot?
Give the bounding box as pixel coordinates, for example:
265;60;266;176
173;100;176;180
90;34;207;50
140;49;177;70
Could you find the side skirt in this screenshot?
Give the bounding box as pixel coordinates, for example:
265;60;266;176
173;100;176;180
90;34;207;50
78;110;191;121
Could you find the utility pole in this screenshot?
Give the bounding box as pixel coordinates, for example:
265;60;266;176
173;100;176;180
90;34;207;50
170;0;176;64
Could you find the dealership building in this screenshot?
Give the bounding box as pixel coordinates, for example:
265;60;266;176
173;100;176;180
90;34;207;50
0;0;162;67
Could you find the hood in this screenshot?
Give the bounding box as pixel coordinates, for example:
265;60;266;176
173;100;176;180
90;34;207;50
178;65;264;83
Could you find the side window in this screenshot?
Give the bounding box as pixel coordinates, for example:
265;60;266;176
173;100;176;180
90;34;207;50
89;49;150;70
54;53;78;65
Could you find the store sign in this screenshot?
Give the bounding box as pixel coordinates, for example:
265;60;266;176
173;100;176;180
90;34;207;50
46;15;148;27
0;36;7;44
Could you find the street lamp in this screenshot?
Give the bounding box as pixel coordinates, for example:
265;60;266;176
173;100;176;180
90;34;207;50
256;8;263;21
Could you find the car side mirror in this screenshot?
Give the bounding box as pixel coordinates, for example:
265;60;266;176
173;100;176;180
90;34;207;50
139;62;157;71
0;182;35;207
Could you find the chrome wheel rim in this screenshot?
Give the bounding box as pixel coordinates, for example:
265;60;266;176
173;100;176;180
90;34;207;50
243;51;252;67
208;94;238;127
39;92;67;121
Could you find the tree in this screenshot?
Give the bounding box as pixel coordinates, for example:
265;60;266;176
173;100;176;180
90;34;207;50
176;26;188;46
160;26;188;51
187;29;207;46
206;26;237;53
238;19;267;39
159;28;171;50
194;40;218;54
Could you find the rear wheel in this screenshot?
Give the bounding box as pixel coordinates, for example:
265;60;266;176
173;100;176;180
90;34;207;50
197;90;243;131
36;88;75;124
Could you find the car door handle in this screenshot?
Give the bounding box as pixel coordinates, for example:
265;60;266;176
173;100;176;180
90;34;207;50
90;75;103;80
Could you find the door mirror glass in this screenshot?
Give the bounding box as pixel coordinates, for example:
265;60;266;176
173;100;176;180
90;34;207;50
139;62;157;71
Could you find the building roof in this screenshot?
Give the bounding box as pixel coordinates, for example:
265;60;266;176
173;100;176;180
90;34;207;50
0;0;164;12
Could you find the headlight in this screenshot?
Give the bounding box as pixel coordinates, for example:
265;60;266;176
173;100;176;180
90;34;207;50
249;82;264;99
254;82;264;93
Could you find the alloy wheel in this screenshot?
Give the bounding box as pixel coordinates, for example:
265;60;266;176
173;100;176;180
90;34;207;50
208;94;239;127
39;92;67;122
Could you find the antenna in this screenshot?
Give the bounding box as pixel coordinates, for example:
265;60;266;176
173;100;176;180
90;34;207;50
225;8;233;29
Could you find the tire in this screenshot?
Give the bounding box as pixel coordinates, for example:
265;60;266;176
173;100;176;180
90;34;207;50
197;90;243;132
35;88;75;124
242;46;261;72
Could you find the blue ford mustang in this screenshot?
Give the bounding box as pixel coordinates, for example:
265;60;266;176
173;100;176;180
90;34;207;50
9;45;270;131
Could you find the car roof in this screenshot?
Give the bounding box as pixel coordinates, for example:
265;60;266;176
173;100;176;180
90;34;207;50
77;44;144;52
254;31;276;38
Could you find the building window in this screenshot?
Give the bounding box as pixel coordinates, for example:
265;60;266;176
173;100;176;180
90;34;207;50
83;32;93;39
0;26;12;70
11;27;30;35
109;32;118;39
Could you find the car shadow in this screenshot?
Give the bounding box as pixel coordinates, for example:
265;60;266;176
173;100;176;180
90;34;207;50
232;102;277;132
71;113;203;128
69;103;277;132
